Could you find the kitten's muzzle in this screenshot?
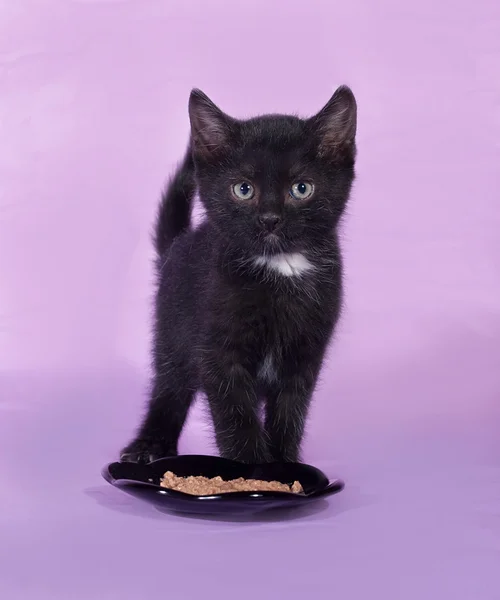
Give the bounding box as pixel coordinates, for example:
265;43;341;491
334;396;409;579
258;214;281;232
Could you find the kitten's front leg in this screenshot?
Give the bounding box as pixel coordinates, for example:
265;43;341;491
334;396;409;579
265;365;320;463
202;359;270;464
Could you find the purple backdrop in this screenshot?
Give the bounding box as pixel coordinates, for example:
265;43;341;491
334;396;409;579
1;1;499;598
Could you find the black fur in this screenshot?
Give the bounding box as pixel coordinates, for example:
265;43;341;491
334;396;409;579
121;86;357;464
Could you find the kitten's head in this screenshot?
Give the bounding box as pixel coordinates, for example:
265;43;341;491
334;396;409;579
188;86;357;256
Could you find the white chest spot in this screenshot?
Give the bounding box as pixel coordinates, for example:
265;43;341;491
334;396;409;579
254;252;315;277
257;353;278;383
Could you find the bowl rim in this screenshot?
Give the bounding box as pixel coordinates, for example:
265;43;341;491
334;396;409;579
102;454;344;502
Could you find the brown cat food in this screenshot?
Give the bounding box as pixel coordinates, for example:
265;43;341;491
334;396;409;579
159;471;304;496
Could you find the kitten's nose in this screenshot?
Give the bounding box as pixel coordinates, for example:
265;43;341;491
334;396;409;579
258;214;281;232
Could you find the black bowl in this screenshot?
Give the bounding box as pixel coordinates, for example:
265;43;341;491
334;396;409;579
102;454;344;516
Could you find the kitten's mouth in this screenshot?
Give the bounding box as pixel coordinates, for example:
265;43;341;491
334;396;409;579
264;233;280;243
261;233;283;253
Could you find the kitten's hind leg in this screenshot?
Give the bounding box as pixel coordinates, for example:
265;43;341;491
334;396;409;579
120;373;195;463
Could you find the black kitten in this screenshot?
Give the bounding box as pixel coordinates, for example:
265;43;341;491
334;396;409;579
121;86;357;464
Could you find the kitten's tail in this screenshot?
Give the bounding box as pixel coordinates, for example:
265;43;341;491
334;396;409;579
154;146;196;257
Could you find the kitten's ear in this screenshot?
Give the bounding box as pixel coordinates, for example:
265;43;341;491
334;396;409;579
188;89;233;159
310;85;357;158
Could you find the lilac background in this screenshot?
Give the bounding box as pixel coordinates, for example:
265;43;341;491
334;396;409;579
1;1;499;598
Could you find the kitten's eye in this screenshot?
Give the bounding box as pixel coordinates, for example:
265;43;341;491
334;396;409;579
290;182;314;200
232;182;255;200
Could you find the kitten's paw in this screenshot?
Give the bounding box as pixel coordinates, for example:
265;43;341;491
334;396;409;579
120;439;177;464
268;450;300;463
222;445;273;465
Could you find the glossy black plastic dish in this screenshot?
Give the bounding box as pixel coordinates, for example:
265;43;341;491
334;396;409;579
102;454;344;515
